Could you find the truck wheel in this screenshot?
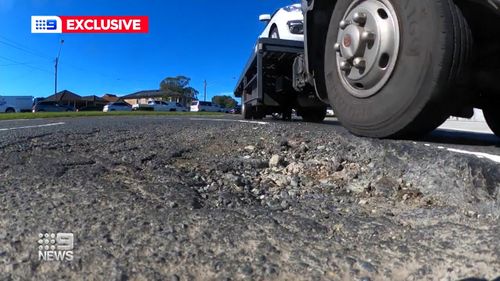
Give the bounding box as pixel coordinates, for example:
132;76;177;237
484;104;500;137
252;106;266;120
299;107;327;123
242;103;252;120
271;113;282;120
5;108;15;113
324;0;472;138
283;109;292;121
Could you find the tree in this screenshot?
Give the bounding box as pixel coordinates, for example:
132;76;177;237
212;95;237;108
159;76;199;101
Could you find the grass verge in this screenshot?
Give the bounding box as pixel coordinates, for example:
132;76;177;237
0;111;224;121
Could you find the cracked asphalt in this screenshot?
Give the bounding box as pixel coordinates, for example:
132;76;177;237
0;115;499;281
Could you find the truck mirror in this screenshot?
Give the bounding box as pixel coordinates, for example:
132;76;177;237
259;14;271;22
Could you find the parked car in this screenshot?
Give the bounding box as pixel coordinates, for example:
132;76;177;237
230;106;242;114
190;101;222;112
0;96;34;113
259;4;304;41
78;105;104;112
133;100;188;112
33;101;75;112
219;106;231;113
103;102;132;112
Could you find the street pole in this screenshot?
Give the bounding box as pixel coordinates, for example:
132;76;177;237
203;80;207;101
54;58;58;95
54;39;64;95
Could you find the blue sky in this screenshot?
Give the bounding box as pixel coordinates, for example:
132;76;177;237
0;0;297;100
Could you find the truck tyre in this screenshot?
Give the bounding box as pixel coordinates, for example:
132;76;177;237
299;107;327;123
484;103;500;137
5;108;15;113
252;106;266;120
242;103;252;120
324;0;472;138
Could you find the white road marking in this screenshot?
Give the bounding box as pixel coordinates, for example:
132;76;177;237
0;119;32;123
0;122;66;132
426;143;500;164
445;148;500;164
189;118;269;125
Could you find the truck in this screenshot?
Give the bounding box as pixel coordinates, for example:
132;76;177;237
0;96;34;113
236;0;500;138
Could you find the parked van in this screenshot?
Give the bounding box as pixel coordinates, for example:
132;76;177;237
190;101;222;112
0;96;34;113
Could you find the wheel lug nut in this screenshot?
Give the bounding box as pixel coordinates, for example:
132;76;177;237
361;31;375;42
353;12;367;25
339;60;352;71
334;43;341;52
353;58;366;69
339;20;350;29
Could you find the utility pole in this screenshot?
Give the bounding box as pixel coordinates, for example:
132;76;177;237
54;39;64;95
203;80;207;101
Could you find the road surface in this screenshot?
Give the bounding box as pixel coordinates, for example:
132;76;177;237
0;115;498;281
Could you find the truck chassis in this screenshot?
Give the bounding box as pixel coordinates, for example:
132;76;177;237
234;38;327;122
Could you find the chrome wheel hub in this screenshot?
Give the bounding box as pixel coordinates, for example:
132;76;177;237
335;0;400;98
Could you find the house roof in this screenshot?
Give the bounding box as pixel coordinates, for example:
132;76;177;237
44;90;82;102
102;94;119;102
122;90;165;99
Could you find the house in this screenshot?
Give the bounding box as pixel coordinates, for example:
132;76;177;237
44;90;84;109
122;90;167;106
122;90;193;107
81;95;107;110
43;90;109;110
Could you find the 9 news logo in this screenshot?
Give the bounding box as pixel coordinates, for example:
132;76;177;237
38;232;74;262
31;16;62;33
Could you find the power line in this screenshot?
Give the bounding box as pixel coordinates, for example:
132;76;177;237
0;35;125;80
0;62;32;67
0;40;52;61
0;35;158;88
0;55;53;75
0;36;53;61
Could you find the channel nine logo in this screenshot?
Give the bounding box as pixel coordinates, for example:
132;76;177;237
38;233;74;262
32;16;62;33
31;16;149;34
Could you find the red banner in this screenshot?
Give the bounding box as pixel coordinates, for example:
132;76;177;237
59;16;149;33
